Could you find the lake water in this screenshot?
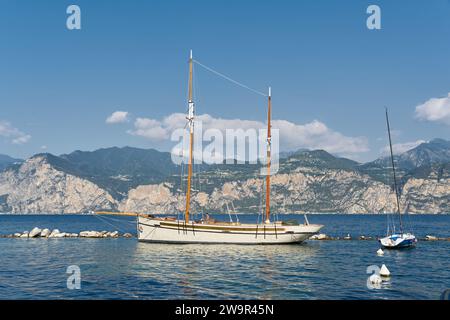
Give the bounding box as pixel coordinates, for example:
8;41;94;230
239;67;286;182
0;214;449;300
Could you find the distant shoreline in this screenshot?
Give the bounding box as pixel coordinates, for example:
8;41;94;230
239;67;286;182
0;212;449;216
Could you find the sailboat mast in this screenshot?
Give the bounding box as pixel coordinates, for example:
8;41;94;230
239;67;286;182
265;87;272;224
185;50;194;223
385;108;403;233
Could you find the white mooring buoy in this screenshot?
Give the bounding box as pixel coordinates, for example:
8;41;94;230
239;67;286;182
377;248;384;256
380;264;391;277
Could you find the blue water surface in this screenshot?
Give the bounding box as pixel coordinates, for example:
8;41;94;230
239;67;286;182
0;214;449;300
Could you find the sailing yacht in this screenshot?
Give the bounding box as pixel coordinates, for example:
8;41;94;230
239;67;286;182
379;109;417;249
137;51;323;244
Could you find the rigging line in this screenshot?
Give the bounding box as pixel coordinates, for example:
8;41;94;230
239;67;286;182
258;176;265;225
193;59;268;97
231;201;239;223
94;215;137;225
92;214;129;234
226;202;233;223
385;153;392;235
385;107;403;233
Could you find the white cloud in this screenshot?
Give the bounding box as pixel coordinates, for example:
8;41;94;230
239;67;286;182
415;93;450;125
0;121;31;144
127;113;369;156
380;140;426;156
273;119;369;155
128;117;168;140
12;135;31;145
106;111;129;124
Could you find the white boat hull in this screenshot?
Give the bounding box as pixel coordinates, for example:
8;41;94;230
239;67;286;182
137;216;323;244
379;233;417;249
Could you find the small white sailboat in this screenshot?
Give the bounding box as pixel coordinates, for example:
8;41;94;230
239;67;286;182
137;51;323;244
379;108;417;249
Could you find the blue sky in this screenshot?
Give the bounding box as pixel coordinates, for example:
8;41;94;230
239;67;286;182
0;0;449;161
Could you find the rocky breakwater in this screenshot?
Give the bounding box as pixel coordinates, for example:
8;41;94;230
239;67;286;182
308;233;450;241
0;226;134;239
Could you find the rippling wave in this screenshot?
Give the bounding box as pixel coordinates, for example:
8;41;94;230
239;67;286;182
0;214;449;299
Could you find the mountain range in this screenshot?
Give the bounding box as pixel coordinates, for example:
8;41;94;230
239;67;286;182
0;154;22;172
359;138;450;183
0;139;448;214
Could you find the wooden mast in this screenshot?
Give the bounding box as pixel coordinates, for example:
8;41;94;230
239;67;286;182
265;87;272;224
385;107;403;234
185;50;194;223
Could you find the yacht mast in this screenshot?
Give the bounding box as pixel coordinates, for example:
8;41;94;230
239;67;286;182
185;50;194;223
385;108;403;233
265;87;272;224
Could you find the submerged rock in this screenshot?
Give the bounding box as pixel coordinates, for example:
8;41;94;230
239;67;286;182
48;229;61;238
53;232;66;238
29;227;42;238
310;233;329;240
110;231;119;238
40;228;51;237
8;228;135;239
79;231;102;238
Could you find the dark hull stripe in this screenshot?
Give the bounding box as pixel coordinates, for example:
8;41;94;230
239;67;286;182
160;221;285;232
138;239;307;245
379;239;417;249
138;221;316;236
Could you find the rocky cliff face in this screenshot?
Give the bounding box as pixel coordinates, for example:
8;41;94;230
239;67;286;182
0;156;117;213
401;166;450;214
0;153;448;214
118;166;447;214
